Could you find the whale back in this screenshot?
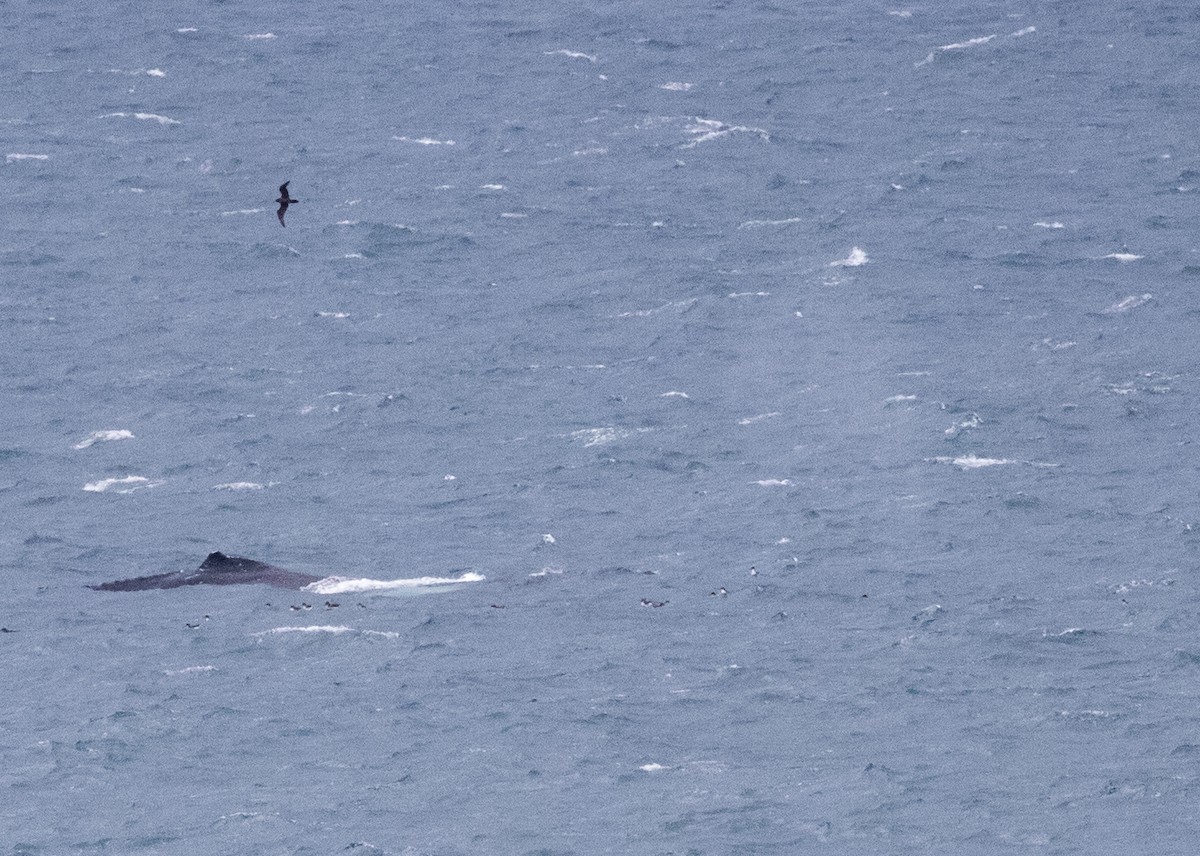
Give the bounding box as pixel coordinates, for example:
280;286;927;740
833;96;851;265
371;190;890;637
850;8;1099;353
92;552;322;591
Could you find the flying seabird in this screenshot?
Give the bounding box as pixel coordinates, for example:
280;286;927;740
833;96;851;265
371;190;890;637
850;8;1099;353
276;181;298;227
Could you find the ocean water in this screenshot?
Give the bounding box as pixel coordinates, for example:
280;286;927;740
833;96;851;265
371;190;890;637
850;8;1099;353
4;1;1200;853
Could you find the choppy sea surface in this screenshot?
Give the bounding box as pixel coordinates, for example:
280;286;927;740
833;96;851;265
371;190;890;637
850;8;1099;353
4;1;1200;853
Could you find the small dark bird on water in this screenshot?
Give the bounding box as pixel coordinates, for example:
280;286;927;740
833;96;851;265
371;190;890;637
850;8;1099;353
276;180;298;226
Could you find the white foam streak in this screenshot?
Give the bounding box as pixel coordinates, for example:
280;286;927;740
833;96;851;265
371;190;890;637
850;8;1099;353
304;572;486;595
616;298;696;318
106;68;166;77
738;217;803;229
164;665;217;675
1104;294;1152;313
255;626;402;639
917;27;1032;66
392;136;456;146
940;35;996;51
544;49;597;63
102;111;180;125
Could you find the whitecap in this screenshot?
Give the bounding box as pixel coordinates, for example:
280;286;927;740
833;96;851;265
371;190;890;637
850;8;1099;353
829;247;869;267
164;665;217;675
1103;252;1143;262
242;33;276;40
754;479;793;487
660;391;690;399
6;153;49;162
930;455;1013;469
1040;338;1076;351
639;763;669;772
616;298;696;318
944;413;982;436
660;82;693;91
83;475;163;493
74;429;134;449
213;482;264;491
528;566;564;578
683;117;770;148
569;427;625;446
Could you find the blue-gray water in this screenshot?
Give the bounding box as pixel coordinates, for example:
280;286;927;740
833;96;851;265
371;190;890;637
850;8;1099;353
4;2;1200;853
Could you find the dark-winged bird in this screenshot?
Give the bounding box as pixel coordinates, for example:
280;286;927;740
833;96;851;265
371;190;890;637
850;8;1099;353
276;181;298;226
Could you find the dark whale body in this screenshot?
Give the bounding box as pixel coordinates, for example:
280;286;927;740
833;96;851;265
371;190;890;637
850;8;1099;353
90;552;322;592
